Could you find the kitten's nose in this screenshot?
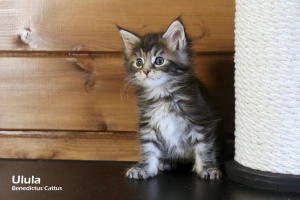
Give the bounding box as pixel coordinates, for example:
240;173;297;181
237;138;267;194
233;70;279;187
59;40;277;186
143;70;151;75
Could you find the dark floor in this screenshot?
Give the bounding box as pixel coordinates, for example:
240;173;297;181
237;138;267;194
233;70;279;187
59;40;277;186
0;159;299;200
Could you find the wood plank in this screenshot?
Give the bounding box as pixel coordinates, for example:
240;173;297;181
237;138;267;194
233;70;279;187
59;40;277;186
0;131;140;161
0;55;139;131
0;54;234;132
0;131;234;161
0;0;234;52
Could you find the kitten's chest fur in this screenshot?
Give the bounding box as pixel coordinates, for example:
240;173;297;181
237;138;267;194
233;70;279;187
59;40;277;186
138;86;196;158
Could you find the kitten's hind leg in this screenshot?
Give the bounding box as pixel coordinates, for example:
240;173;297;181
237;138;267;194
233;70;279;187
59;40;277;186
126;142;161;179
158;159;177;171
192;142;222;179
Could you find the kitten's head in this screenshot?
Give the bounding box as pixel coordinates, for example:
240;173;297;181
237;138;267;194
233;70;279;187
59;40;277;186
118;18;193;88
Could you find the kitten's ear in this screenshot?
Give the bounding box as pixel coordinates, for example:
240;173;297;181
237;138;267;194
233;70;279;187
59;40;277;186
118;26;140;52
163;20;187;51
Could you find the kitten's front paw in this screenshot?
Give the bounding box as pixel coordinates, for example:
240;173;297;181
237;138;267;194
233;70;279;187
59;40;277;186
193;166;222;180
125;165;157;179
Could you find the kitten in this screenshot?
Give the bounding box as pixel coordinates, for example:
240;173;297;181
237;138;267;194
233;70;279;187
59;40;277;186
118;18;222;179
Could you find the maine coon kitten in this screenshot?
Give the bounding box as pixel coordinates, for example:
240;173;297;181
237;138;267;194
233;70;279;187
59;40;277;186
118;18;222;179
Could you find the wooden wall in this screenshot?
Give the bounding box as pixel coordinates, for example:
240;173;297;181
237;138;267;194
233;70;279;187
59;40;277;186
0;0;235;161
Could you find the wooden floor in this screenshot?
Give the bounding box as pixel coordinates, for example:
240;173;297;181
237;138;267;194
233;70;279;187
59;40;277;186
0;159;299;200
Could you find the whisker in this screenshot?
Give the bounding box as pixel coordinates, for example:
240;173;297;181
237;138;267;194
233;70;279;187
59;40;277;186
121;79;135;101
120;77;136;101
120;77;131;93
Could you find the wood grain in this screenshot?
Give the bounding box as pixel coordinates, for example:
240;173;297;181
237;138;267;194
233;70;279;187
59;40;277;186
0;54;234;132
0;131;140;161
0;0;234;53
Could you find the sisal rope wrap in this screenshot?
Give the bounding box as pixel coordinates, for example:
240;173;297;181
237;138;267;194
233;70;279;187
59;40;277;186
234;0;300;175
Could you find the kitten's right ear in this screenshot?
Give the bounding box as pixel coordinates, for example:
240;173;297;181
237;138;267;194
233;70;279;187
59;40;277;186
117;26;140;52
163;19;187;52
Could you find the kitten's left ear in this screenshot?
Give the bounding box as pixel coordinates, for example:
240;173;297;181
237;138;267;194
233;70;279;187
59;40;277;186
117;26;141;53
163;20;187;51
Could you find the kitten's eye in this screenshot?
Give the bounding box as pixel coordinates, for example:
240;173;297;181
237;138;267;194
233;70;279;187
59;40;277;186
136;58;144;68
155;57;164;66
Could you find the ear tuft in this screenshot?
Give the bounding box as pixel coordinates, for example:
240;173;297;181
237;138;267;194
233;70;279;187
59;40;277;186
163;20;187;51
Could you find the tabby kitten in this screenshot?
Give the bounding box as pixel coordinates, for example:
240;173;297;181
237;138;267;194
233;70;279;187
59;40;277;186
118;18;222;179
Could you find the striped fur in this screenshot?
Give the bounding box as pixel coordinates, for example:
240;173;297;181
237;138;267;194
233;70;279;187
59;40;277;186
118;18;222;179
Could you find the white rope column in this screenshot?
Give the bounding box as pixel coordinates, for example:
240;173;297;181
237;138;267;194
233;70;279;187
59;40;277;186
234;0;300;175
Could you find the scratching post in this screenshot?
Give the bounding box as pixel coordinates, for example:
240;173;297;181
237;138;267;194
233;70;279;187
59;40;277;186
226;0;300;192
